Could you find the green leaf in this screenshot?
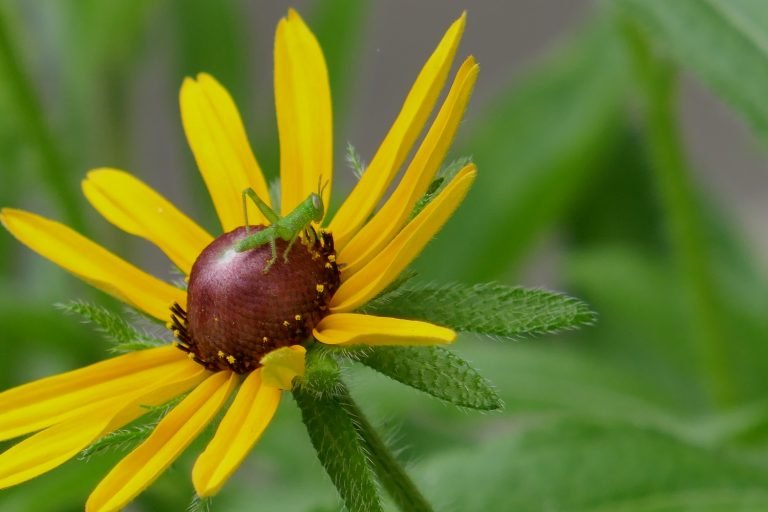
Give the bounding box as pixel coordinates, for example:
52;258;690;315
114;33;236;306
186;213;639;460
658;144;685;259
566;247;709;408
417;419;768;512
345;141;366;180
616;0;768;142
353;346;502;411
568;243;768;413
187;496;212;512
79;394;186;462
296;347;347;398
415;18;629;280
56;300;165;353
346;337;697;444
461;338;687;426
79;424;155;462
361;283;596;339
293;383;383;512
409;156;473;220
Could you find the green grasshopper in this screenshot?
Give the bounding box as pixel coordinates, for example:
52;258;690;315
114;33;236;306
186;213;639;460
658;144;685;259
235;185;326;272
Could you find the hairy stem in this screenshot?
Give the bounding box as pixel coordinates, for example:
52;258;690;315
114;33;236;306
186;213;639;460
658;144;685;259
343;392;435;512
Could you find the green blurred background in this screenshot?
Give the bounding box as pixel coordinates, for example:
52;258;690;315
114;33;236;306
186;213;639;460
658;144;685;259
2;1;768;511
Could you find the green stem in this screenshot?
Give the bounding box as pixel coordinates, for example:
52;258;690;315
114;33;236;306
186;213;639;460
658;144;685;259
0;8;85;231
344;393;435;512
625;23;734;406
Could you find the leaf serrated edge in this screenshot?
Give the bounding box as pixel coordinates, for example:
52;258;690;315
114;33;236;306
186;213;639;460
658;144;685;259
362;281;598;340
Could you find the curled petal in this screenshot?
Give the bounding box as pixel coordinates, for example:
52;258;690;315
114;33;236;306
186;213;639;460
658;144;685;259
328;13;467;247
330;165;477;312
340;56;479;275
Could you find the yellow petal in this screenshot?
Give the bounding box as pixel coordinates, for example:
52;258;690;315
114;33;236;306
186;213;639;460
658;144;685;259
0;209;186;321
275;9;333;217
259;345;306;390
87;371;238;512
192;369;281;497
0;346;197;441
339;57;479;275
330;165;477;312
180;74;271;231
328;13;467;247
314;313;455;346
0;364;207;490
82;168;213;275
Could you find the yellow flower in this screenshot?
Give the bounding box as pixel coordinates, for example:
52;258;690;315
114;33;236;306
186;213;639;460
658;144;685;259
0;9;477;512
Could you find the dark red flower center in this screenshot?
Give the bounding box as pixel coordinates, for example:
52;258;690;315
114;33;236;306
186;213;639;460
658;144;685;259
171;226;340;373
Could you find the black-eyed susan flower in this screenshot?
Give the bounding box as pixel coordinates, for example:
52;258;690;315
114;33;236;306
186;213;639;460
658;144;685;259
0;9;478;511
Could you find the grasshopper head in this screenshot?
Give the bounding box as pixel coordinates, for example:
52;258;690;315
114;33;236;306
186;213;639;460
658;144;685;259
310;193;324;222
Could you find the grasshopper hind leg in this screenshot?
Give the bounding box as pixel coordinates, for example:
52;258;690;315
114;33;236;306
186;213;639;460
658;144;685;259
242;187;281;231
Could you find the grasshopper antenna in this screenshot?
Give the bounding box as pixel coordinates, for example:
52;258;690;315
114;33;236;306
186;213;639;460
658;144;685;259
317;175;330;199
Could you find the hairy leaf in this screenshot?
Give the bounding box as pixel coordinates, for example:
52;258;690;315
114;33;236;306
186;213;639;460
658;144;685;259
361;283;596;339
187;496;212;512
296;348;347;398
409;156;473;220
79;394;186;462
345;141;366;180
78;424;155;462
57;300;164;352
293;384;383;512
344;396;435;512
354;346;502;411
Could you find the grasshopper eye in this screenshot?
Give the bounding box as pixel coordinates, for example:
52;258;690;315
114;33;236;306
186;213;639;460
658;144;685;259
311;194;324;217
